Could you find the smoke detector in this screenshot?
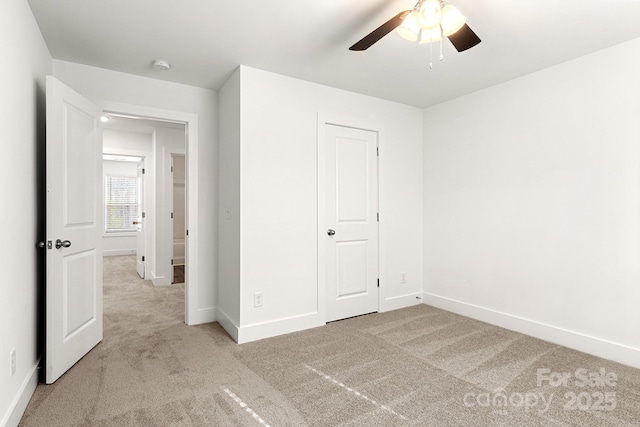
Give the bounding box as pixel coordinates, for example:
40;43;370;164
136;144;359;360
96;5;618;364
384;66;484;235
152;60;171;71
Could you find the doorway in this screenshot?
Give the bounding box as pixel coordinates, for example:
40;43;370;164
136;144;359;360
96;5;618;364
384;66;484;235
44;78;202;383
102;101;200;325
102;114;188;317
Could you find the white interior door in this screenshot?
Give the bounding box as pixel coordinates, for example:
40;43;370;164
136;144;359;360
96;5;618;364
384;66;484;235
325;124;379;322
171;154;186;284
45;76;103;384
136;159;145;279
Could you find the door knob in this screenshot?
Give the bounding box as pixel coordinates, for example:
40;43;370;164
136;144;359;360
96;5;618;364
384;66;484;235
55;239;71;249
327;229;336;236
132;221;139;225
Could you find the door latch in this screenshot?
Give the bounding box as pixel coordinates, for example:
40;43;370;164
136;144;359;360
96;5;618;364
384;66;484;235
38;241;53;249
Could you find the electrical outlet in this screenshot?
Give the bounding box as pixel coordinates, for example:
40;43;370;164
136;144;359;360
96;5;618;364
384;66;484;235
401;272;407;284
254;292;263;307
10;349;16;377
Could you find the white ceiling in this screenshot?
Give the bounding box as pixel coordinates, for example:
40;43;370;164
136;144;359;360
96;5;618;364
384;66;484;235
27;0;640;108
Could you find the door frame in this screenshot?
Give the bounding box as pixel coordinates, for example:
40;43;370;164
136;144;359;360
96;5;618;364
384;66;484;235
136;157;146;279
317;114;386;322
103;101;200;325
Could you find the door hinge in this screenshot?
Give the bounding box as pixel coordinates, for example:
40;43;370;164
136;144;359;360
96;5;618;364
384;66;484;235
142;256;145;262
377;212;379;222
171;212;174;219
142;168;145;174
377;147;379;156
377;278;380;287
186;229;189;236
142;212;146;218
171;259;174;265
171;166;173;172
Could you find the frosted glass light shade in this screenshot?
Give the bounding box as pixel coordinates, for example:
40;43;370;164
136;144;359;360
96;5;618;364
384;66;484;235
417;0;441;29
396;11;421;42
419;27;443;43
440;5;467;36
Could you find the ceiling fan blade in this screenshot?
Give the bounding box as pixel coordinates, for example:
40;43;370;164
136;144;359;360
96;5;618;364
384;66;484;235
349;10;411;51
447;23;481;52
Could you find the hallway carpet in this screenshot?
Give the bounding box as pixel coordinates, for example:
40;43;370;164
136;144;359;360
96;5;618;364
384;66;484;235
20;256;640;426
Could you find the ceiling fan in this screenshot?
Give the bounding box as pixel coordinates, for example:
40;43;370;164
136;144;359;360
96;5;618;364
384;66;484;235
349;0;481;53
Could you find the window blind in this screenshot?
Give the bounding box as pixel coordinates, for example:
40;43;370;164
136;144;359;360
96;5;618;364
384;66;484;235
105;176;137;232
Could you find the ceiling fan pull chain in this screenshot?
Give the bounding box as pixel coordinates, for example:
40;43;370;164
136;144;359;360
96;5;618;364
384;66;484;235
429;37;434;69
439;38;444;61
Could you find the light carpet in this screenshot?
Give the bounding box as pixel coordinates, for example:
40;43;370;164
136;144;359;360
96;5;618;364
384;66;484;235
20;256;640;426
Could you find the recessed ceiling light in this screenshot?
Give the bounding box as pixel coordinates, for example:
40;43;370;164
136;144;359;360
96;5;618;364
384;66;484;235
152;60;171;71
100;115;111;123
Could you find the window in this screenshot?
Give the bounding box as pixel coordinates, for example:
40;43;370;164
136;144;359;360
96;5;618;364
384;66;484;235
105;176;137;232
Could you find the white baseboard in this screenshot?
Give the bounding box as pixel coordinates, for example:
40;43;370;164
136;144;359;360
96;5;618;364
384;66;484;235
218;295;419;345
102;249;136;257
151;275;170;287
216;308;324;344
1;360;39;427
216;308;239;342
422;292;640;369
237;312;324;344
380;292;423;312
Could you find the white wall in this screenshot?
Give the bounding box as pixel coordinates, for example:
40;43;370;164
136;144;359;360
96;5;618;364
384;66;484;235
0;1;51;426
423;38;640;368
217;68;242;334
53;60;218;321
104;129;154;156
102;159;138;256
219;66;423;342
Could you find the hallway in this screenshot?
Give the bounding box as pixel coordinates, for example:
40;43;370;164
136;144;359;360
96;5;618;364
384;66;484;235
19;256;301;426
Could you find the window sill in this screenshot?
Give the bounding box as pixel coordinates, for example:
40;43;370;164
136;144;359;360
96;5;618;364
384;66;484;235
103;231;136;238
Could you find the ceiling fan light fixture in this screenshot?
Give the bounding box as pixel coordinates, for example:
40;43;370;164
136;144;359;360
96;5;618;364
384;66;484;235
440;5;467;36
419;27;443;43
417;0;441;29
348;0;481;61
396;11;421;41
